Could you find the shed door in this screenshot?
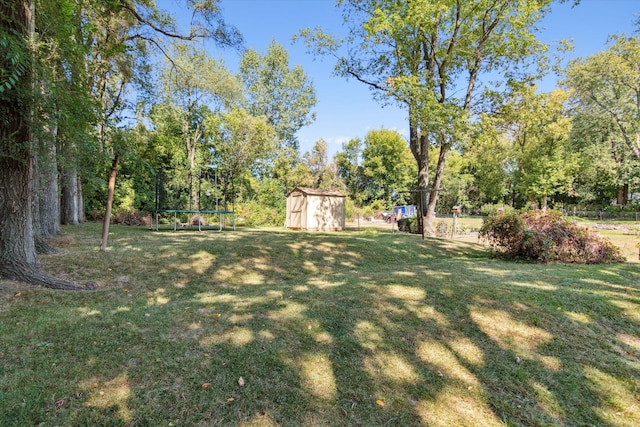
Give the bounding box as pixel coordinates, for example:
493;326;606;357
290;194;303;228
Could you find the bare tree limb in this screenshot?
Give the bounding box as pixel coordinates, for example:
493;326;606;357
118;2;199;41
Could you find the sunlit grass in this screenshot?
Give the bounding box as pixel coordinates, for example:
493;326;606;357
1;222;639;426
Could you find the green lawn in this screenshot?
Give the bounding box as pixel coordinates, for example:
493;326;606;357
1;223;639;426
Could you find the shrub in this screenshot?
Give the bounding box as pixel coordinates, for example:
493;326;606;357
435;221;450;237
344;197;356;221
112;210;151;226
480;212;527;258
86;209;104;221
369;199;388;212
602;203;640;213
479;211;624;264
398;217;418;233
190;215;206;226
358;205;373;220
480;203;514;217
238;200;285;227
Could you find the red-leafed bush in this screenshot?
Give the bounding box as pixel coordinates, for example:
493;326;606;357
479;211;624;264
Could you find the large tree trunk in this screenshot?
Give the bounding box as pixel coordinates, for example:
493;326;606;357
31;138;57;254
39;122;61;236
1;0;39;274
424;143;450;237
60;161;79;225
0;0;91;290
185;117;199;210
408;108;429;236
33;119;61;254
1;135;39;272
616;183;629;206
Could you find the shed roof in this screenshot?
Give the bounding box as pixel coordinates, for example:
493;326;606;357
287;187;345;198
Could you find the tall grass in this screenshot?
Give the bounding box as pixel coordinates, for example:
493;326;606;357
1;223;639;426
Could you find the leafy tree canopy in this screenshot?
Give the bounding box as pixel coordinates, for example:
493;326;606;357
240;40;316;152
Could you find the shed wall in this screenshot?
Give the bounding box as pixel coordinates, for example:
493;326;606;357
306;195;345;231
286;188;345;231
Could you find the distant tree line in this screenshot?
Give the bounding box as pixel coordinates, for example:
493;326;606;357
302;0;640;231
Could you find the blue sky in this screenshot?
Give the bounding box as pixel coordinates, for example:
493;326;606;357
162;0;639;158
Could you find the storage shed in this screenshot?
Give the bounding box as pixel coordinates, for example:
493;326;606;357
285;187;346;231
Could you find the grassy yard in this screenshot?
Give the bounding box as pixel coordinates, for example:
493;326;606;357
1;222;639;426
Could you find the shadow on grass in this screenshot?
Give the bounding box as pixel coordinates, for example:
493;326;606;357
1;224;639;426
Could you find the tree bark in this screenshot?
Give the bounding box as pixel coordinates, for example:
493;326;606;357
31;136;57;254
60;162;79;225
616;184;629;206
39;122;61;236
1;1;39;273
1;136;39;271
425;142;450;236
100;154;119;251
0;0;91;290
76;176;84;222
408;107;429;235
184;111;201;211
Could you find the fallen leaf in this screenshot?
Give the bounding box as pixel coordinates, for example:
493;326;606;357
201;383;211;389
226;397;235;402
14;292;21;296
203;353;210;357
91;382;98;388
375;399;384;407
238;377;245;387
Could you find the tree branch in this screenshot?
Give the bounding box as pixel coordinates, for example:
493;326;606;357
125;34;177;70
118;2;199;41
